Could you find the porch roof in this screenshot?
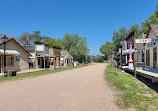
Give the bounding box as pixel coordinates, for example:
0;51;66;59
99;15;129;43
0;49;20;55
36;52;55;58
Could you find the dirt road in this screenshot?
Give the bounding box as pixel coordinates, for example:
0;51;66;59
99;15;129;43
0;63;121;111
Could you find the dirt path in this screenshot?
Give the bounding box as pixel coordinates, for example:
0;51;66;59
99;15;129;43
0;63;122;111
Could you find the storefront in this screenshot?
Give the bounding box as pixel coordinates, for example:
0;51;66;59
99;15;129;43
0;38;31;73
145;25;158;69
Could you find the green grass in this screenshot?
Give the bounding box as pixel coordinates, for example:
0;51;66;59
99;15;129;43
106;65;158;111
0;64;87;83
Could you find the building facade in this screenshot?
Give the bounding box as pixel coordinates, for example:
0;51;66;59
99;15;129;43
0;38;31;73
60;50;73;67
118;31;145;69
23;43;55;69
145;25;158;69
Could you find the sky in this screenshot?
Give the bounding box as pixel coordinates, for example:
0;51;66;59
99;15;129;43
0;0;157;55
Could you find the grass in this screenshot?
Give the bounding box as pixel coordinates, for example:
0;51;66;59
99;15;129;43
0;64;87;83
106;65;158;111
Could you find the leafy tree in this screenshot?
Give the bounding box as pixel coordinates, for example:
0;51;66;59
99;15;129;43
94;55;105;63
100;42;115;59
59;33;79;52
31;31;43;43
19;32;32;45
112;27;128;51
129;24;141;38
44;37;64;49
59;33;89;62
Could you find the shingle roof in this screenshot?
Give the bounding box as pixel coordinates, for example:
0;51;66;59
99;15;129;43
150;25;158;37
22;45;35;51
124;31;135;40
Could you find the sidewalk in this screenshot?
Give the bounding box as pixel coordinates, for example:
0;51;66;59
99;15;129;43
123;66;158;83
17;68;46;74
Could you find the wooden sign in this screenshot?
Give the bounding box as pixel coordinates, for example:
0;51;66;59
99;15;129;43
135;39;158;43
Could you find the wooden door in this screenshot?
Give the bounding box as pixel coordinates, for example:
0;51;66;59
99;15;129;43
153;47;157;68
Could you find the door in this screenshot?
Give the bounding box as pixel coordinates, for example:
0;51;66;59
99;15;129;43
153;47;157;68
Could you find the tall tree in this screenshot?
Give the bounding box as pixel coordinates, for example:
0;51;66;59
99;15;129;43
100;42;115;59
19;32;32;45
112;27;128;51
129;24;141;38
59;33;89;62
44;37;63;49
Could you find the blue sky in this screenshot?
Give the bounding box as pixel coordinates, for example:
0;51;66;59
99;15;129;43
0;0;157;55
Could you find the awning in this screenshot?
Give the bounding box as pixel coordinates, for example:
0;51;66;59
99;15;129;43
36;52;55;58
0;49;20;55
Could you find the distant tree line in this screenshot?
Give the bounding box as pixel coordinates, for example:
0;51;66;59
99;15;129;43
100;3;158;59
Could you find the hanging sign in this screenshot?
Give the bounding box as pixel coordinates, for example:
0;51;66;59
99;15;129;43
135;38;158;43
36;44;44;51
147;42;156;47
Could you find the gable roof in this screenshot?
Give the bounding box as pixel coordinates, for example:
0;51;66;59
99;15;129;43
150;25;158;36
0;38;31;56
146;25;158;38
124;31;135;40
22;45;35;51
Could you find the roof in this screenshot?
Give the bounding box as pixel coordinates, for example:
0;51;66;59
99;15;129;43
124;31;135;40
34;41;49;46
138;33;146;39
150;25;158;37
36;52;55;58
23;45;35;51
0;38;31;56
60;50;68;55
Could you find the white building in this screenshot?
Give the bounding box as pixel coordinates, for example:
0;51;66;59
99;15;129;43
145;25;158;69
60;50;73;67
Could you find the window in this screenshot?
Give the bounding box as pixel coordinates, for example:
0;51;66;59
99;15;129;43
146;49;150;66
6;56;13;66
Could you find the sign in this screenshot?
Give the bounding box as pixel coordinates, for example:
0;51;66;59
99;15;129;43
128;42;134;70
147;42;156;47
135;38;158;43
16;55;20;62
36;44;44;51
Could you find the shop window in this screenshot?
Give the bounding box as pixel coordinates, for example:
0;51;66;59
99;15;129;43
146;49;150;66
7;56;13;66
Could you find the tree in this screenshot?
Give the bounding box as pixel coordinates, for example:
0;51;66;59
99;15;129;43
44;37;63;49
19;32;32;45
129;24;141;38
94;55;105;63
31;31;43;43
59;33;89;62
112;27;128;51
100;42;115;59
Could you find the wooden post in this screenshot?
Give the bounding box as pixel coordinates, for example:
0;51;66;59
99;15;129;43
121;48;122;70
134;36;136;78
